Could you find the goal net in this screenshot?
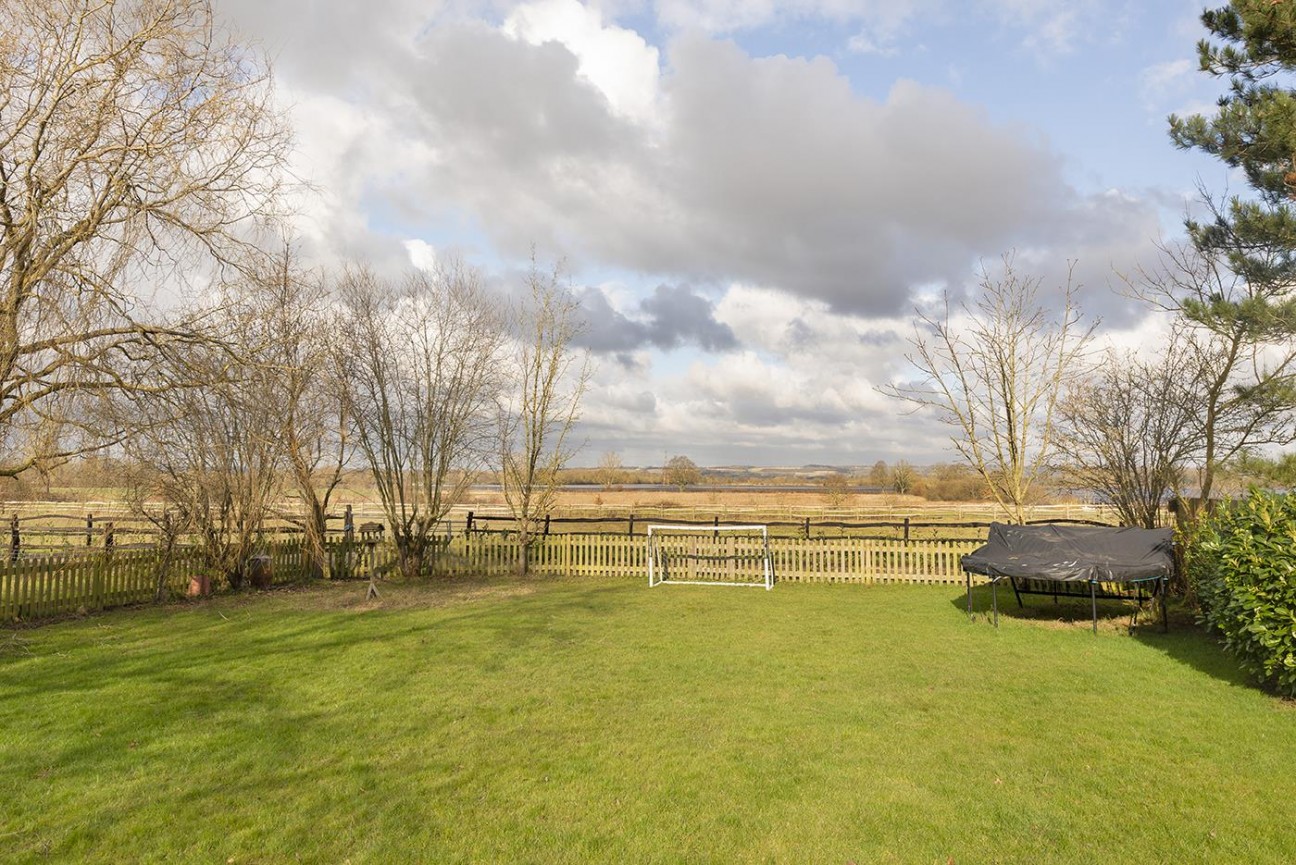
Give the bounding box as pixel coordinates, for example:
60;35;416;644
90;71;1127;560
646;524;774;590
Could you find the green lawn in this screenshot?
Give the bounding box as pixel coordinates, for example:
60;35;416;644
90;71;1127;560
2;579;1293;864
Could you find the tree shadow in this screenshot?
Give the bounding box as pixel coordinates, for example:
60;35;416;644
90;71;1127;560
950;584;1262;691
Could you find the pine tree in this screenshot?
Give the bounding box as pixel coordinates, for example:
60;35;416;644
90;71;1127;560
1162;3;1296;504
1169;2;1296;291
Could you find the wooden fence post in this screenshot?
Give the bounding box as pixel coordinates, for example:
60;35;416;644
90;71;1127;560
628;514;635;537
86;513;94;547
9;514;18;563
104;522;115;558
343;504;354;543
93;554;106;612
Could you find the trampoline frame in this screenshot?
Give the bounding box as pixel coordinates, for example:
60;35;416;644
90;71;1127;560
965;571;1169;634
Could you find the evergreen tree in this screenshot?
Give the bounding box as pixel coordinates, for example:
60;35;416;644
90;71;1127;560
1163;3;1296;504
1170;2;1296;292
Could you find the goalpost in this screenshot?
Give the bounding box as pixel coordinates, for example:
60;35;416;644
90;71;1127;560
646;524;774;590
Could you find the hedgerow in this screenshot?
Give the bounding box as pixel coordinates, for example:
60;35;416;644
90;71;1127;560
1188;489;1296;697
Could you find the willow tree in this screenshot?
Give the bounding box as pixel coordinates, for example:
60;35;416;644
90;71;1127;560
0;0;289;474
882;256;1093;523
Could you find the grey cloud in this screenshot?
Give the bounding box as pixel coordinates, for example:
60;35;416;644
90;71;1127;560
219;4;1168;329
573;286;651;353
656;36;1092;314
409;25;627;171
640;284;738;351
411;29;1159;321
858;329;904;348
719;394;854;429
215;0;422;90
575;283;737;353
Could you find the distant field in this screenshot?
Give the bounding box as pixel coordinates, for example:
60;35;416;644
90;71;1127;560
0;489;1118;553
2;579;1291;863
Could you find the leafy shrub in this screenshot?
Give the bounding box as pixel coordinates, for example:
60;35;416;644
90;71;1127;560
1188;489;1296;696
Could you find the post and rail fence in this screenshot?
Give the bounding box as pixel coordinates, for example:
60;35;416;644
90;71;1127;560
0;502;1125;624
0;500;1123;557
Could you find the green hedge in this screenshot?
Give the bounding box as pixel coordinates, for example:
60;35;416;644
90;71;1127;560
1188;489;1296;696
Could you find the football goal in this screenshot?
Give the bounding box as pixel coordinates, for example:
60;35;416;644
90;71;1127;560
646;524;774;590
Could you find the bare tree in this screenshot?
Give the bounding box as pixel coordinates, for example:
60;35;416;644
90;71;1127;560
119;287;286;590
820;472;853;506
338;263;506;580
0;0;289;474
882;255;1093;522
1122;242;1296;506
597;451;624;490
498;262;591;576
664;455;701;490
1055;342;1197;528
891;459;916;495
254;245;349;580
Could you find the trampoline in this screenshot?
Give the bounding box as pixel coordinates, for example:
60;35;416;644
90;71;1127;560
961;523;1173;633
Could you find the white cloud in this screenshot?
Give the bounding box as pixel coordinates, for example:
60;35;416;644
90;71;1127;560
404;239;440;271
206;0;1183;464
503;0;663;126
649;0;1113;60
265;12;1164;322
1139;57;1194;109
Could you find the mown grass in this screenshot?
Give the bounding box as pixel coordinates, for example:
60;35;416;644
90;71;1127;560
2;579;1293;864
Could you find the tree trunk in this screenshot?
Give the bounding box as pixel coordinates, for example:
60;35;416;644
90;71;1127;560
153;542;176;603
516;529;532;577
302;500;328;581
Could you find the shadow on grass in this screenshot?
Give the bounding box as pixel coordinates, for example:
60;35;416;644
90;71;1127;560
950;583;1167;632
951;583;1259;691
0;577;619;701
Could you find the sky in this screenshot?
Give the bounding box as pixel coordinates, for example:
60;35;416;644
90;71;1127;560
212;0;1235;467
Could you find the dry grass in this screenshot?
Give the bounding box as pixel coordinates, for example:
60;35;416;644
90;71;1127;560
549;488;927;510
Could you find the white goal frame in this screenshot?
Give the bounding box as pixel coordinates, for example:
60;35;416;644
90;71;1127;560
646;524;774;590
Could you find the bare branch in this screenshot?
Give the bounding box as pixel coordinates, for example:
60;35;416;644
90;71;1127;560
880;253;1095;522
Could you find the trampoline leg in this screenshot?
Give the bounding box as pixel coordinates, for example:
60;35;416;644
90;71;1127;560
1090;581;1098;635
1161;577;1169;633
992;578;999;628
966;571;972;621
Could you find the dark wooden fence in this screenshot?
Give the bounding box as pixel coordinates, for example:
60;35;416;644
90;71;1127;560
462;511;1114;542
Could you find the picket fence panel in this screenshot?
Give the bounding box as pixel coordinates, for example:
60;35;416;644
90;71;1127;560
420;533;980;585
1;534;986;623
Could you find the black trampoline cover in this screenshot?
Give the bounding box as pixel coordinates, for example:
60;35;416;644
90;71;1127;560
961;523;1174;583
